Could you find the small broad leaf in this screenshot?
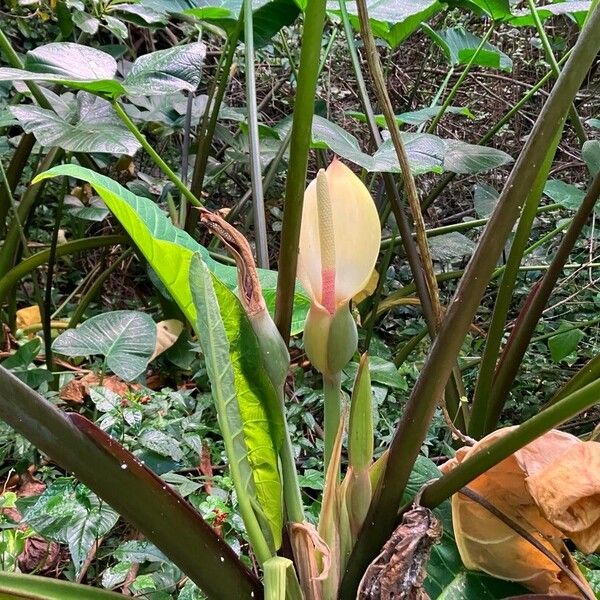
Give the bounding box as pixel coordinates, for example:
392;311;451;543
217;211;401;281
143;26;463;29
72;11;101;34
344;356;407;391
582;140;600;177
64;195;109;221
588;118;600;129
429;232;476;262
427;27;513;71
25;42;117;80
549;326;583;362
348;105;475;128
122;43;206;96
10;93;140;155
332;0;443;48
0;42;206;98
444;140;512;174
285;116;512;176
543;179;587;211
0;43;124;96
22;479;119;576
474;183;499;218
52;310;156;381
185;0;300;47
447;0;511;19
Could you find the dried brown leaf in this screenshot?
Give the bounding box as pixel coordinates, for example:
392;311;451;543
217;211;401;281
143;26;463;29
358;506;442;600
443;428;596;597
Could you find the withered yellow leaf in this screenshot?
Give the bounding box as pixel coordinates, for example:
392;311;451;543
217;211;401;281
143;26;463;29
444;427;595;597
16;306;42;330
150;319;183;362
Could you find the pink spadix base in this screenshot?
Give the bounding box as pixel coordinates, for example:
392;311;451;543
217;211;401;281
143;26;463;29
321;268;336;315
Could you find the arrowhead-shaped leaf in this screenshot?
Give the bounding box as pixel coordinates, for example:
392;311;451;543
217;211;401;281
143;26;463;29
52;310;156;381
11;93;140;155
122;43;206;95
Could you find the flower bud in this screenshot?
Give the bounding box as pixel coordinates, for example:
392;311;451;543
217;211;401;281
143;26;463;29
303;303;357;377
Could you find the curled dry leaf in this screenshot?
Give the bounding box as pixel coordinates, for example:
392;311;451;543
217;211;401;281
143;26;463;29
16;306;42;330
441;427;599;597
59;372;139;403
150;319;184;362
358;506;442;600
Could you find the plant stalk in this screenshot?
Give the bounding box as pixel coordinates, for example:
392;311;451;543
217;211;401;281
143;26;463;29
274;0;327;343
469;127;563;439
485;170;600;431
243;0;269;268
323;371;342;473
112;102;201;207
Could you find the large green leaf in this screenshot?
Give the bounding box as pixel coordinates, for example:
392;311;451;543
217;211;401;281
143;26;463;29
348;105;475;127
331;0;444;47
508;0;591;26
22;479;120;577
10;92;140;155
121;43;206;95
0;42;206;98
446;0;511;19
33;165;309;334
286;115;512;175
52;310;156;381
189;255;283;550
404;457;527;599
0;572;126;600
0;367;262;599
426;27;513;71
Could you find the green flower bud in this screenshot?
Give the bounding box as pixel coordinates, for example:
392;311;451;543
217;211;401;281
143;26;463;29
303;303;357;377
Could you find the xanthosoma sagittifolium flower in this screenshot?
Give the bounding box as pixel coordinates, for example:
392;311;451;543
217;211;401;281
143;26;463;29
298;159;381;376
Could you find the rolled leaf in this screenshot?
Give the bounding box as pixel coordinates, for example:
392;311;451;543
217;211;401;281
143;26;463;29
189;254;283;554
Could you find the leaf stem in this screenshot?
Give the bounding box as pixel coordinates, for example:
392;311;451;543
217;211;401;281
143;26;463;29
484;170;600;431
469;127;563;439
526;0;587;145
111;101;202;208
243;0;269;268
187;17;243;232
420;375;600;508
274;0;327;343
323;372;342;473
426;23;495;134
